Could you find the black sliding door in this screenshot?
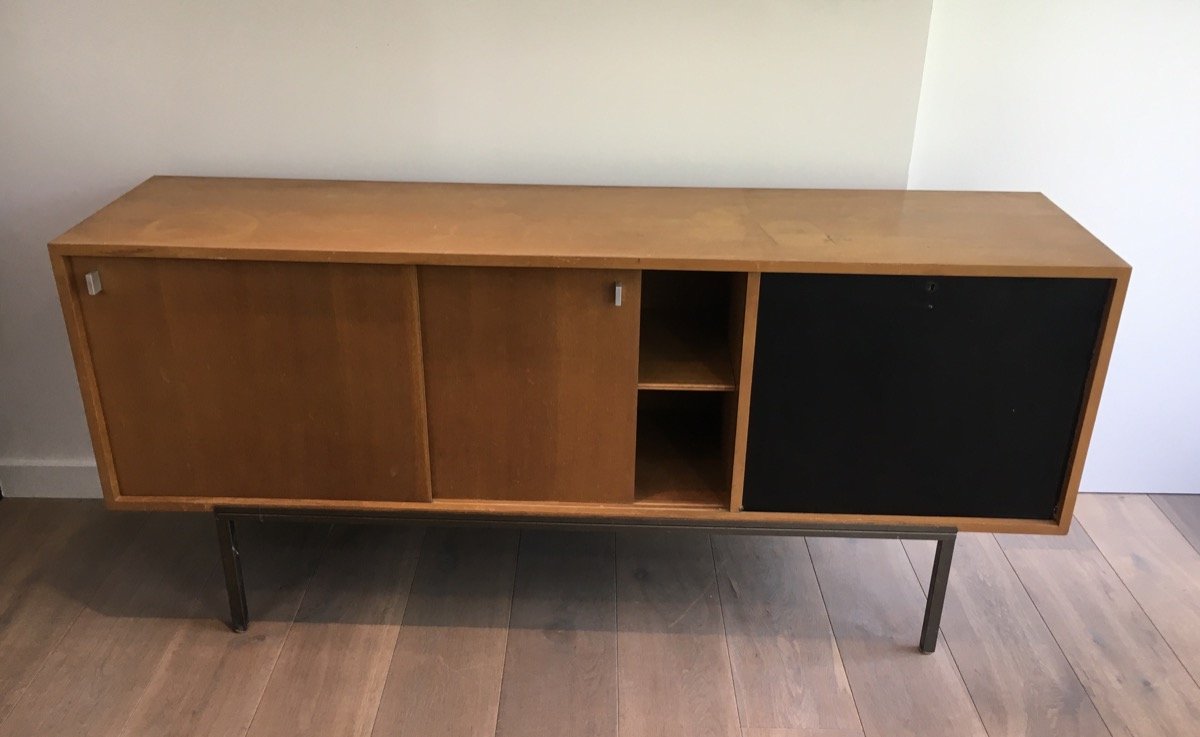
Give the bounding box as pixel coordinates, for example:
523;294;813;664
742;274;1110;520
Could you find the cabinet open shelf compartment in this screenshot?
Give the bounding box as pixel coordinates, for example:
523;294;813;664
634;391;731;508
637;270;738;391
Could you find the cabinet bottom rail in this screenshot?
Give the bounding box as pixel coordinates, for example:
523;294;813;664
211;507;957;653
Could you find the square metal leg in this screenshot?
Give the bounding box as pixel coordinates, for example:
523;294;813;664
215;515;249;632
919;535;956;653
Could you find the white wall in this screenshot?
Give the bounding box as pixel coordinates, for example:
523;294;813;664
908;0;1200;493
0;0;935;496
5;1;1198;498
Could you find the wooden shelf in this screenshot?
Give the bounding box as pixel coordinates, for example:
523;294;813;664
638;320;735;391
638;270;737;392
634;393;728;509
634;471;725;508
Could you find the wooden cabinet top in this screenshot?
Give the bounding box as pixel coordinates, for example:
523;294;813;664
51;176;1128;276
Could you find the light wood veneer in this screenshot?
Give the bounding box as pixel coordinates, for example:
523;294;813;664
50;176;1130;535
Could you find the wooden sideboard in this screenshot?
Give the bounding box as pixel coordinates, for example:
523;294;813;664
50;177;1128;647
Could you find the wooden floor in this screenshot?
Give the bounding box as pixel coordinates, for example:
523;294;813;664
1;494;1199;737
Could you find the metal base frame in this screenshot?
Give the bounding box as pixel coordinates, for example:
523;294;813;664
213;507;957;653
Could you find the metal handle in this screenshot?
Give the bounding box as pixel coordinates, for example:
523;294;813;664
614;281;623;307
84;271;103;296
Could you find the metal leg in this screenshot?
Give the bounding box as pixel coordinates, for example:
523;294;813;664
215;515;249;633
919;534;956;653
211;505;957;649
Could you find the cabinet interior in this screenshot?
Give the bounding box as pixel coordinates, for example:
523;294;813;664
635;271;748;509
638;270;738;391
634;391;728;508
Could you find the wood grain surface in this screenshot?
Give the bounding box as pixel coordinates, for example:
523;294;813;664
615;531;741;737
51;177;1128;276
903;535;1108;737
712;536;861;733
741;730;864;737
1000;523;1200;736
807;538;988;737
70;257;431;503
637;317;736;391
495;531;618;737
246;525;423;737
1075;494;1200;682
0;514;214;737
0;502;146;724
49;177;1128;541
421;266;640;504
119;522;327;737
3;497;1200;737
1152;494;1200;553
726;272;760;512
370;528;520;737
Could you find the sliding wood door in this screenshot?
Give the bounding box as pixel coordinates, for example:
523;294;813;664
420;267;640;503
71;257;431;503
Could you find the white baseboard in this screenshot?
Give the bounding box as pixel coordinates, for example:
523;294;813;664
0;460;103;499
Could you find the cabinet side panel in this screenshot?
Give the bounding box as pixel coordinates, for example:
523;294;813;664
50;254;121;502
743;274;1111;520
1055;274;1128;530
421;267;640;504
72;257;431;502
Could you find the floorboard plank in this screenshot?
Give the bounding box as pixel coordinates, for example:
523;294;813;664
1075;494;1200;683
0;513;213;737
807;538;987;737
903;534;1109;737
118;521;327;737
1000;523;1200;737
0;501;107;613
1151;494;1200;555
245;524;423;737
0;499;38;570
615;531;741;737
6;497;1200;737
370;528;520;737
495;531;617;737
742;729;865;737
712;536;861;733
0;502;146;725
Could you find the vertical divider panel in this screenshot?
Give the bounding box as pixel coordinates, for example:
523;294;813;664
403;264;436;504
727;272;761;512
